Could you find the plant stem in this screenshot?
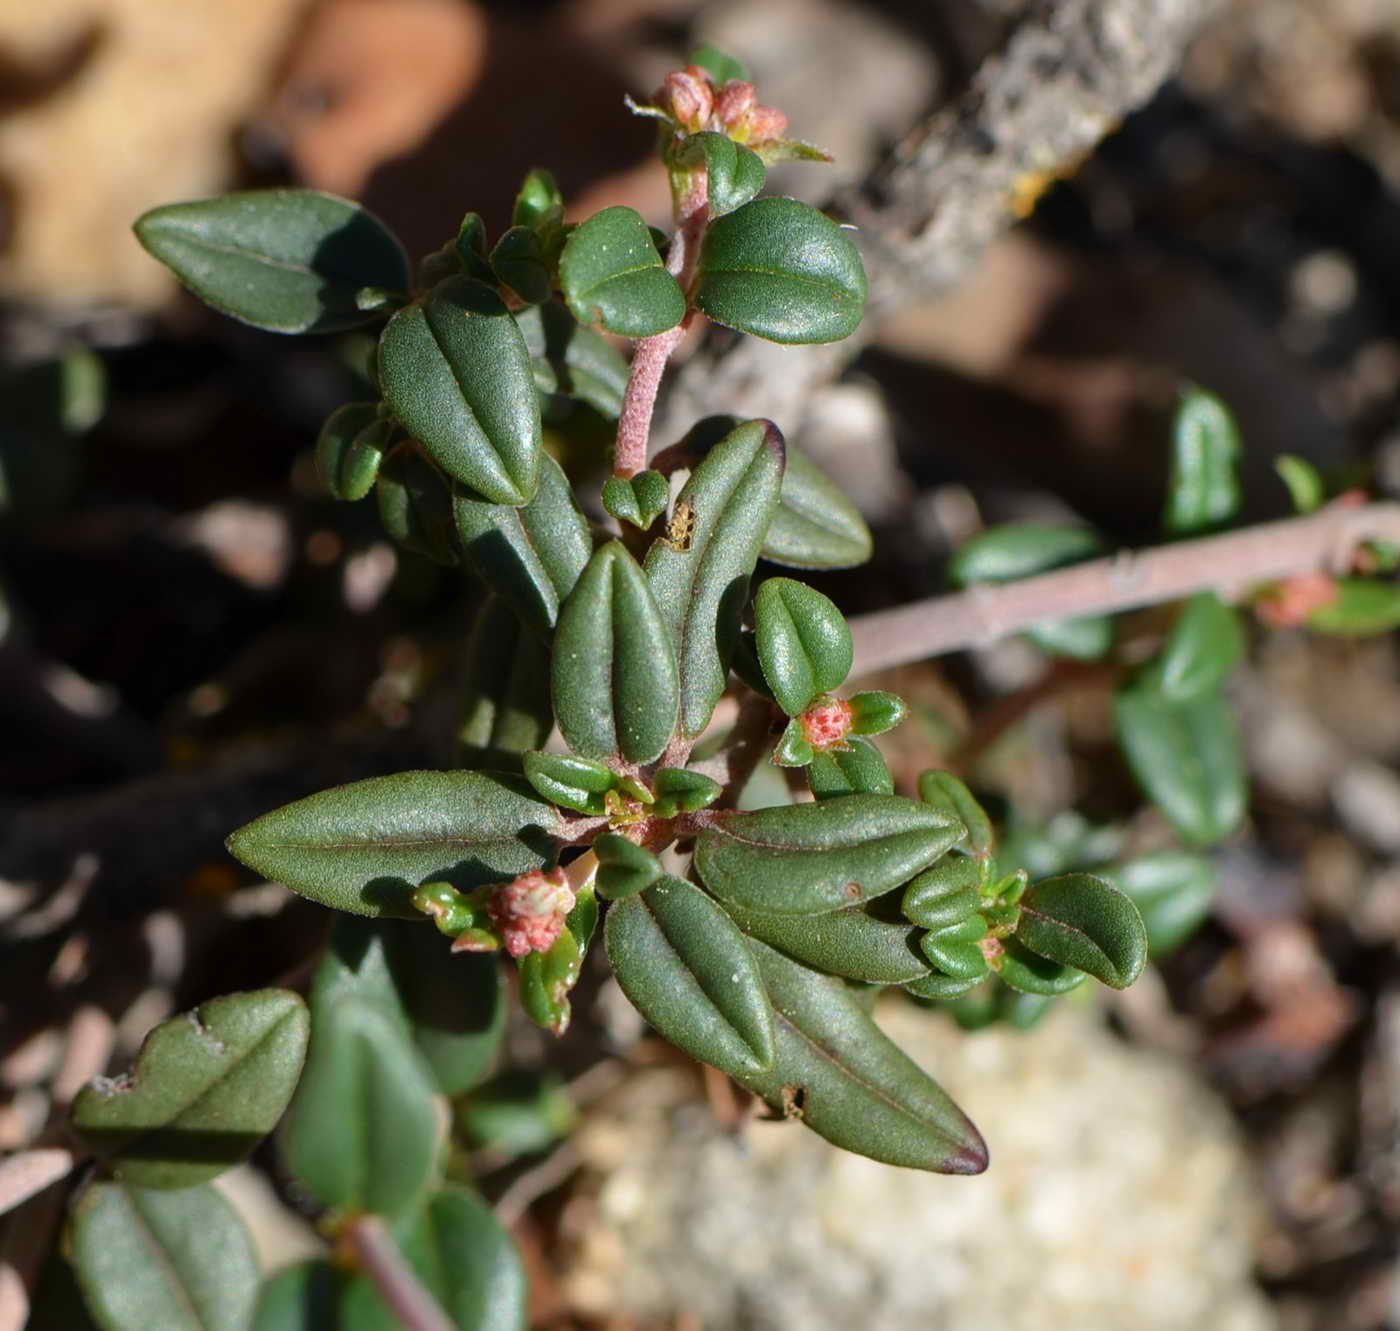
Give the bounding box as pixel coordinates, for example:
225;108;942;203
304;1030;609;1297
848;500;1400;677
344;1214;457;1331
612;170;710;478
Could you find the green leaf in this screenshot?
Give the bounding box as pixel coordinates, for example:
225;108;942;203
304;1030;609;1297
340;1187;526;1331
315;916;504;1098
71;990;308;1190
456;1069;577;1155
281;993;440;1218
252;1263;342;1331
517;926;582;1035
490;225;552;305
694;197;866;345
316;403;391;501
687;43;749;85
1138;592;1244;701
594;832;662;900
761;443;872;569
849;690;905;736
901;856;983;930
522;751;618;815
375;444;458;565
552;541;680;763
1308;578;1400;634
695;794;965;915
1109;852;1217;957
1164;384;1241;535
722;899;928;983
460;597;553;769
738;942;987;1173
567;882;599;957
379;275;540;505
512;168;564;232
602;470;669;530
1014;873;1147;988
1114;687;1246;846
652;766;723;816
677;132;765;217
453;453;591;634
992;935;1087;996
807;736;892;799
772;716;815;768
1275;454;1325;514
559;206;685;337
753;577;853;716
917;771;994;860
69;1181;259;1331
226;770;562;918
920;915;990;983
455;212;496;284
903;970;983;1001
948;523;1111;661
646;419;786;737
514;300;628;419
606;876;775;1076
134;190;408;334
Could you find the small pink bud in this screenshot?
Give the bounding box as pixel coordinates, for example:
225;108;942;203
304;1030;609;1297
715;80;755;128
799;698;854;751
662;69;714;131
1255;573;1338;627
486;867;576;959
742;105;789;145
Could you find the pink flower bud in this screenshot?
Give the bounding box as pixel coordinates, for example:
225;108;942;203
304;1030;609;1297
715;80;755;128
1255;573;1338;627
662;69;714;131
486;867;576;959
800;698;854;751
743;105;789;145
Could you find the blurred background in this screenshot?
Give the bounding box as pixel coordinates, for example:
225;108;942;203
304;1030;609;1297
4;1;1400;1328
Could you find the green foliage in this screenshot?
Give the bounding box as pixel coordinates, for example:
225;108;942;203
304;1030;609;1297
807;737;893;799
594;833;663;899
677;132;766;216
515;300;628;420
1136;592;1244;701
1110;852;1217;957
602;469;670;530
375;443;459;565
753;577;853;716
1308;578;1400;634
1013;874;1147;989
1164;384;1242;534
761;443;873;568
459;597;553;767
71;990;308;1189
917;771;994;860
315;403;390;501
559;206;685;336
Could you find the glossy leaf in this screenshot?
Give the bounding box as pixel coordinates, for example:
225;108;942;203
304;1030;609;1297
1138;592;1244;701
901;856;982;930
490;225;551;305
652;766;723;816
602;470;669;530
992;935;1087;996
594;833;662;900
1308;578;1400;635
754;577;852;716
646;419;786;736
455;211;495;284
695;794;964;915
772;716;815;768
1114;687;1246;847
513;168;564;231
920;915;989;982
559;206;685;337
316;403;390;501
226;770;562;918
694;197;866;345
517;926;582;1035
134;190;408;334
375;444;458;565
1014;873;1147;988
807;736;892;799
1275;454;1325;514
761;443;872;569
453;453;591;634
69;1181;259;1331
282;994;439;1218
1164;384;1241;534
677;131;764;217
904;970;984;1001
315;916;504;1098
606;875;775;1075
849;690;905;736
460;597;553;768
515;300;627;420
379;275;540;505
917;771;994;860
722;899;928;983
340;1187;526;1331
739;941;986;1172
252;1263;342;1331
71;990;308;1190
552;541;679;763
567;882;599;957
1110;852;1217;957
522;751;618;815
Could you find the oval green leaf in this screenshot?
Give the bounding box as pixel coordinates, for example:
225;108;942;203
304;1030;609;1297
69;1181;260;1331
134;190;409;334
71;990;308;1190
490;225;551;305
605;875;775;1076
652;766;723;816
1165;384;1241;535
694;794;964;915
376;444;458;565
379;275;540;505
677;131;765;217
522;751;618;815
920;915;990;982
754;576;853;716
460;597;553;769
807;736;893;799
1138;592;1244;701
515;301;627;420
1109;852;1217;957
992;935;1088;996
453;453;592;634
739;941;987;1173
594;832;663;900
645;419;786;737
226;770;562;917
1308;578;1400;635
761;443;872;569
694;197;866;345
901;856;982;930
559;206;685;337
316;403;390;501
722;898;928;983
1114;686;1246;847
553;540;679;763
917;770;994;859
252;1263;342;1331
1015;872;1148;988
